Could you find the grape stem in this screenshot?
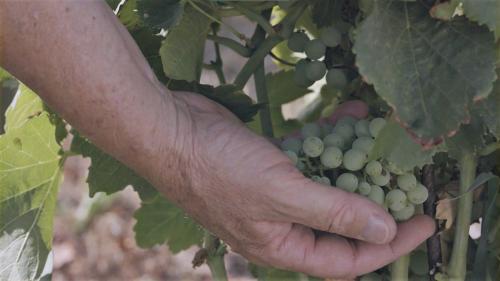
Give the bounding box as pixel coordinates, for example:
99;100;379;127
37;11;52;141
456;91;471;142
233;2;308;89
422;165;442;281
203;231;228;281
391;254;410;281
206;35;252;57
448;153;477;280
230;2;276;36
210;24;227;84
251;9;274;138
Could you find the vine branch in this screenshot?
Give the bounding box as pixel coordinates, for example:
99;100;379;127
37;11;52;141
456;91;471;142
423;165;442;281
448;153;477;280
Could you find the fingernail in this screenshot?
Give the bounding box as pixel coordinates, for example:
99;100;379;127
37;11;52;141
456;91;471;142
362;215;390;243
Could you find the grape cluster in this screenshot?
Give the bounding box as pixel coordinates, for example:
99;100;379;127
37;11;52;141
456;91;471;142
280;116;429;222
287;27;347;89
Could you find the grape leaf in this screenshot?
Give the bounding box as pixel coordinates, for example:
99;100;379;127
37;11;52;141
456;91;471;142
475;70;500;139
310;0;342;28
166;80;261;122
369;120;442;172
0;113;63;281
136;0;184;30
267;70;312;107
251;70;311;137
70;131;157;202
4;85;44;131
117;0;166;82
133;195;203;253
353;0;497;141
445;114;487;160
462;0;500;40
159;6;212;82
117;0;141;29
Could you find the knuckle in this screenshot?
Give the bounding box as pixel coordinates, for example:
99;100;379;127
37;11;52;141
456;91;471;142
326;200;357;234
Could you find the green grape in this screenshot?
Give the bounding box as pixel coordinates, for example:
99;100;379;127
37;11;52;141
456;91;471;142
281;137;302;154
323;133;345;149
320;123;333;137
283;150;298;165
360;272;382;281
296;159;306;171
370;170;391;186
386;189;408;212
319;26;341;47
301;123;321;138
385;160;407;175
369;117;387;138
333;122;355;141
368;185;385;205
410;251;429;276
336;116;358;127
354;119;371;137
397;173;417;191
336;173;358;192
311;175;322;182
358;181;372;195
365;160;382;176
320;146;343;168
302;136;324;157
352;136;374;154
326;69;347;89
294;59;314;87
287;31;309;52
392;203;415;221
305;61;327;81
304;39;326;60
407;184;429;204
318;176;331;186
343;148;367;171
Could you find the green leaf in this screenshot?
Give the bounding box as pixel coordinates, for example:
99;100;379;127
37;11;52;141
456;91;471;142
462;0;500;40
475;70;500;139
116;0;166;82
70;131;157;201
445;114;487;160
5;84;44;131
159;6;212;82
137;0;184;30
0;113;63;281
263;268;303;281
133;195;203;253
267;70;312;107
353;1;497;140
166;80;261;122
370;120;442;172
117;0;141;29
310;0;342;28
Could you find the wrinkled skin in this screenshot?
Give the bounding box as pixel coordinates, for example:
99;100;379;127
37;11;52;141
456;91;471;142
0;1;435;278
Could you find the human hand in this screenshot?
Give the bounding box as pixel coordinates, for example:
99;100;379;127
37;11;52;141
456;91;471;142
156;93;435;279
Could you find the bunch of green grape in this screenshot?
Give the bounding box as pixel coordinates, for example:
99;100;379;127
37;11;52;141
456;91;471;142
280;116;429;222
287;26;347;89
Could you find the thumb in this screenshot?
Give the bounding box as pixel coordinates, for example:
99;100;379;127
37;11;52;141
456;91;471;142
273;179;397;244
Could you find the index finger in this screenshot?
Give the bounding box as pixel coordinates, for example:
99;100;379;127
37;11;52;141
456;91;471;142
257;215;435;279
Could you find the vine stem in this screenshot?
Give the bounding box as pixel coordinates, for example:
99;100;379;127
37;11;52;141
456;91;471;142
187;0;249;43
391;254;410;281
251;9;274;138
448;153;477;280
423;165;441;280
203;231;228;281
233;2;308;89
210;25;227;84
207;35;251;57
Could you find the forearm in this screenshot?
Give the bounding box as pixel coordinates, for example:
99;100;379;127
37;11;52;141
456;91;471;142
0;0;187;191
